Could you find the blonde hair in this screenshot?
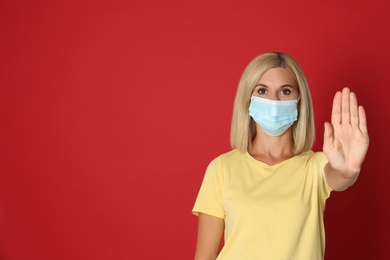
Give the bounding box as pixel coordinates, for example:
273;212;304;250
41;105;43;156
230;52;315;155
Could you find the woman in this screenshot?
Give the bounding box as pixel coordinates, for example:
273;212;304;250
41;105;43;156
192;52;369;259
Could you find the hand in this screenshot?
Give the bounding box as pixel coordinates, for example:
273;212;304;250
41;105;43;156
323;87;369;176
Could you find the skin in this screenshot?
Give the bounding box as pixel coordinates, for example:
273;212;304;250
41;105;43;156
194;68;369;259
323;87;369;191
194;213;224;260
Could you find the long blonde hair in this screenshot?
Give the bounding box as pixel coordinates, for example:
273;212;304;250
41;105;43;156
230;52;315;155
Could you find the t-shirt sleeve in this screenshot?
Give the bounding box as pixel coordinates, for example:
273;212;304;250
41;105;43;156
192;157;225;219
313;152;333;207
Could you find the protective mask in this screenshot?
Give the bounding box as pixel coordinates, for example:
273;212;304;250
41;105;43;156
248;96;299;136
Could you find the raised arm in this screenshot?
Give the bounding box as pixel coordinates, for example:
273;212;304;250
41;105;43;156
323;87;369;191
194;213;224;260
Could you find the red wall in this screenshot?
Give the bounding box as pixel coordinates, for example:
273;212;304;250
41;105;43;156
1;1;389;259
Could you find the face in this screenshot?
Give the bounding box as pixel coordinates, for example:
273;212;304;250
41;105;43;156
252;67;299;101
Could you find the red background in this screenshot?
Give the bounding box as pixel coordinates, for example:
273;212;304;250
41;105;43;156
1;1;389;259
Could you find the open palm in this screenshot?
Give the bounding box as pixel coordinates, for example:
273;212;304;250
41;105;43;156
323;88;369;174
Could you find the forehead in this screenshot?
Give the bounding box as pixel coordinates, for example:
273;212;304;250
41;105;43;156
257;67;296;85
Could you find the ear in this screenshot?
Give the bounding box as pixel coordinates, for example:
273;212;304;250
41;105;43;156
297;97;301;113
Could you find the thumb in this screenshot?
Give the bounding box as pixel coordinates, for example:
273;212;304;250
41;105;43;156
323;122;334;151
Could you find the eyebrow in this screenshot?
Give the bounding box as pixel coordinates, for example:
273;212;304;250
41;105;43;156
254;83;296;88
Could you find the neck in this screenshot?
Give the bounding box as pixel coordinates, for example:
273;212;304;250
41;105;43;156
248;129;295;165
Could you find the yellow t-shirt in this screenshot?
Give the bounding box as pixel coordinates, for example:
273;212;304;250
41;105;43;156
193;149;332;260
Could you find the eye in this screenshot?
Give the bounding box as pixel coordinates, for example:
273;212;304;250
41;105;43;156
281;88;291;95
257;88;267;95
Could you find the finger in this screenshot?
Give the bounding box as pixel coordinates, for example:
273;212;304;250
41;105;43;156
341;87;351;124
358;106;368;135
350;91;359;129
331;91;342;125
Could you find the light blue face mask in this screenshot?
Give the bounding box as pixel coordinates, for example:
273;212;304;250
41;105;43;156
248;96;299;136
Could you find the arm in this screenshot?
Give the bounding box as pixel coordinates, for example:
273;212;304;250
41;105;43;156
323;87;369;191
194;213;224;260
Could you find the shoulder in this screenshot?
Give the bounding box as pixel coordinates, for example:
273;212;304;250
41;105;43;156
209;149;245;166
307;151;328;165
290;151;329;173
297;150;327;162
297;151;330;183
205;149;246;175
